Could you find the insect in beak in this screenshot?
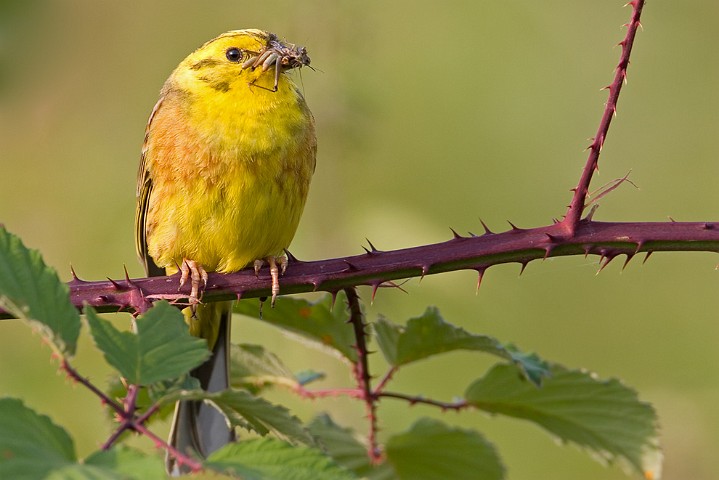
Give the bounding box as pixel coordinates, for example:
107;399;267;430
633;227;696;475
241;37;310;92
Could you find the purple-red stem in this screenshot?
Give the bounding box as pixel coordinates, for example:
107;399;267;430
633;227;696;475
562;0;645;234
344;287;382;462
377;392;470;411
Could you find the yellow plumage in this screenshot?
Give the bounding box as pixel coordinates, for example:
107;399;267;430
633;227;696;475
134;29;316;471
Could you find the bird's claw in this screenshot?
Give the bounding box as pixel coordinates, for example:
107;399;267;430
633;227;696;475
254;255;286;307
179;259;207;307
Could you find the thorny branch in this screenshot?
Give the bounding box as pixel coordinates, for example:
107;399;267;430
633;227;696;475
1;220;712;320
562;0;645;233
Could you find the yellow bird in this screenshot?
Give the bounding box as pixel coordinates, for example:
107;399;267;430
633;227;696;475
134;29;316;472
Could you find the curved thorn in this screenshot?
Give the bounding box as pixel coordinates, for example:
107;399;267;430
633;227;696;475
449;227;463;239
365;238;380;253
475;268;486;295
642;251;653;264
479;219;494;235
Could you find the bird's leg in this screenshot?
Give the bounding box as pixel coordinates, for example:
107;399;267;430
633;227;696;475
253;255;287;307
179;259;208;306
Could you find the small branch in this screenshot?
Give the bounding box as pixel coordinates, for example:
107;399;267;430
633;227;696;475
378;391;471;411
61;359;125;416
562;0;646;234
294;386;364;399
344;287;381;462
373;366;398;395
101;423;131;450
133;421;204;473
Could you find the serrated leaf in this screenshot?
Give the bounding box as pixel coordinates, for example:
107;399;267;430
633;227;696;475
231;344;299;393
0;227;80;356
308;414;395;480
84;446;165;479
85;301;210;385
0;398;76;479
374;308;549;385
373;316;400;366
206;438;356;480
465;364;662;478
235;294;357;362
385;418;504;480
163;389;313;445
43;446;165;480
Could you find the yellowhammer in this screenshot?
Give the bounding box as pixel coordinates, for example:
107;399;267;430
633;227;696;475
134;29;316;472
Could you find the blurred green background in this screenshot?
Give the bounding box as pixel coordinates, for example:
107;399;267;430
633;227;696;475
1;1;718;478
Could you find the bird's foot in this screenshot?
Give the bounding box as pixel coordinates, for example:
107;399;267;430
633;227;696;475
254;255;287;307
179;259;208;307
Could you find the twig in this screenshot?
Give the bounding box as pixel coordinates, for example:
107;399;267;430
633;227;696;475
344;287;381;462
562;0;646;234
373;366;398;395
61;359;125;416
377;392;471;411
133;421;204;472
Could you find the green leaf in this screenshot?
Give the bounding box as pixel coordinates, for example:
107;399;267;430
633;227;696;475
385;418;505;480
206;438;356;480
0;398;76;479
85;301;210;385
235;294;357;362
308;414;395;480
373;316;401;365
83;446;165;479
465;364;662;478
374;308;550;385
42;446;165;480
231;343;299;393
0;227;80;356
162;389;313;445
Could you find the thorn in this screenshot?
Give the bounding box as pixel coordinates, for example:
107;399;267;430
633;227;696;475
622;253;635;271
449;227;463;239
329;291;338;310
236;292;243;302
507;221;522;232
475;268;485;294
544;233;561;243
583;245;591;258
343;260;359;272
642;251;653;264
123;265;134;285
703;223;714;230
107;277;123;291
370;282;380;304
543;246;554;260
597;253;616;273
634;241;644;254
283;249;301;263
668;216;676;222
518;261;529;276
310;279;320;292
366;238;380;253
479;219;494;235
467;231;476;237
419;264;430;281
70;265;81;281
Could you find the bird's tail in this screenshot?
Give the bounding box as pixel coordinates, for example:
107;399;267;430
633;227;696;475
166;301;235;475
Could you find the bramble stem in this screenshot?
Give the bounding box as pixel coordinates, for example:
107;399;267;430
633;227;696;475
562;0;645;233
378;392;470;411
344;287;382;462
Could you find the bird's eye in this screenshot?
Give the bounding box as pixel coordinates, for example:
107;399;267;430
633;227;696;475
225;48;243;62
